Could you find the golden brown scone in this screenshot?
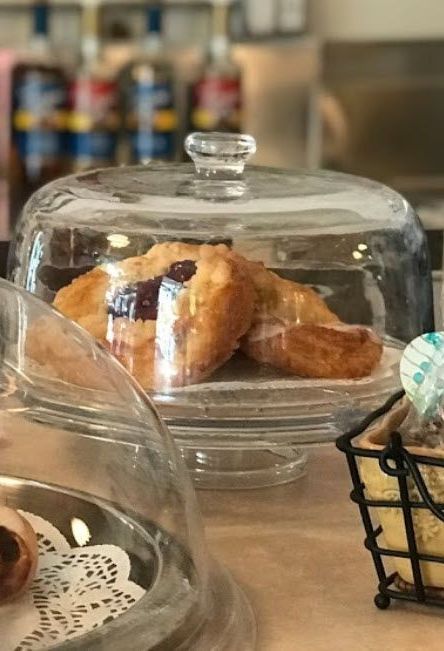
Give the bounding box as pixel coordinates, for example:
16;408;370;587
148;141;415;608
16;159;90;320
53;266;110;340
239;259;382;378
242;319;383;379
112;243;255;389
52;257;157;340
236;258;340;325
25;315;117;391
51;243;255;391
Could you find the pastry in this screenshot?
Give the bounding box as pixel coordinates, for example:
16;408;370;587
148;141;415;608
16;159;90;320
53;242;255;390
243;319;382;379
0;506;38;604
49;241;381;386
237;259;340;326
25;315;118;391
240;260;382;379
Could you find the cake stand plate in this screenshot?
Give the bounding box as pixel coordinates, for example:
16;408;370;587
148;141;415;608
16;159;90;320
157;341;403;489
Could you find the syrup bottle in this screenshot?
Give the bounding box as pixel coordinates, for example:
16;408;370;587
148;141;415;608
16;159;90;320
119;5;178;163
67;0;119;172
10;1;68;223
189;1;242;134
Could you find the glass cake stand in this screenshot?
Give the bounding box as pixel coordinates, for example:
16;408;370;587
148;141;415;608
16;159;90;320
156;339;403;488
10;132;433;489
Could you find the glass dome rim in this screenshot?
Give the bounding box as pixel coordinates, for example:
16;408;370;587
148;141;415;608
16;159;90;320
68;160;405;188
25;162;412;211
21;163;415;230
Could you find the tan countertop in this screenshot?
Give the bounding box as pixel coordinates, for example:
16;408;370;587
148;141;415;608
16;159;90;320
198;447;444;651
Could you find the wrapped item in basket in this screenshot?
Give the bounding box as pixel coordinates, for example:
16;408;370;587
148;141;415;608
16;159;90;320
357;331;444;589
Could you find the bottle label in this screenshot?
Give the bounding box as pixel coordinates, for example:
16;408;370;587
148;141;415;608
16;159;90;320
68;131;116;160
126;80;177;160
191;77;242;132
15;131;61;158
12;73;66;160
68;78;118;164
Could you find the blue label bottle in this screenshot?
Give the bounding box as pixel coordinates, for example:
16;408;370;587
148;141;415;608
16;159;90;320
119;6;178;163
11;1;68;221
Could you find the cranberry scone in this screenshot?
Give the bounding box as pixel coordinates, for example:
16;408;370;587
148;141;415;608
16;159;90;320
52;242;255;390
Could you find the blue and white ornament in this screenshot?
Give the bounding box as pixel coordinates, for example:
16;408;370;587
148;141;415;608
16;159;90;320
400;332;444;417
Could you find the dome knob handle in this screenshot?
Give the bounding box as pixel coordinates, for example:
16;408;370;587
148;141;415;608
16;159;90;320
185;132;256;180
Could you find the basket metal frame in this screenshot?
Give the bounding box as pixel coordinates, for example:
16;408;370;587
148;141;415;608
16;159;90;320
336;390;444;610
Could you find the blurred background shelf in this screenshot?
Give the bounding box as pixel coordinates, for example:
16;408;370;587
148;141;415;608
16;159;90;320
1;0;444;327
0;0;222;5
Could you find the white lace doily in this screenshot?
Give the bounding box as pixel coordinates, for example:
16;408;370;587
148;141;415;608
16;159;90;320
1;511;146;651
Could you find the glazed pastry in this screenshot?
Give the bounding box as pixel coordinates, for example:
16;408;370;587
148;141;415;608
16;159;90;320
0;506;38;604
240;260;382;379
243;319;382;379
53;242;255;390
50;242;381;385
237;259;340;326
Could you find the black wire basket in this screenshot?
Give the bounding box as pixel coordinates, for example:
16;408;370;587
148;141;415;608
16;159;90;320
336;389;444;610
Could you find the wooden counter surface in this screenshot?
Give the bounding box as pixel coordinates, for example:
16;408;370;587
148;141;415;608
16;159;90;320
198;447;444;651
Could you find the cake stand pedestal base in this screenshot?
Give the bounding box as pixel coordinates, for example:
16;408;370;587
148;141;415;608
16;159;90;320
180;446;308;490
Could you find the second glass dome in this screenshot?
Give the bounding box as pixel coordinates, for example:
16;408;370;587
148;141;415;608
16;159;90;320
9;132;434;488
0;279;255;649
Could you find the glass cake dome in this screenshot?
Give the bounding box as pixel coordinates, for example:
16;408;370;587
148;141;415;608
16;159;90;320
0;280;255;650
9;132;434;488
